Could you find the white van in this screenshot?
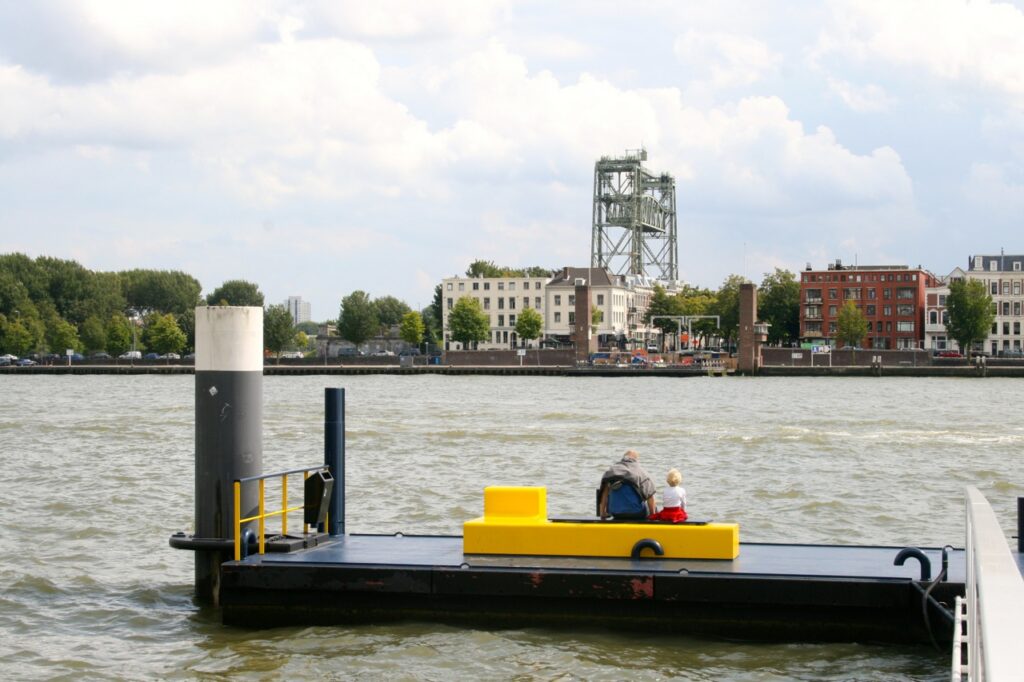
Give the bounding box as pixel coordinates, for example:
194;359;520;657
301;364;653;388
119;351;142;359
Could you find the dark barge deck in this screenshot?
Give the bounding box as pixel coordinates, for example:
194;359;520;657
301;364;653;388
220;534;965;644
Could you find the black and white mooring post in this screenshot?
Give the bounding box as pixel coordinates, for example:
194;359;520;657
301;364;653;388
193;306;263;605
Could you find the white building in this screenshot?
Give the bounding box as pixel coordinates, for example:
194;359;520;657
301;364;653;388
440;266;663;351
286;296;311;325
926;254;1024;356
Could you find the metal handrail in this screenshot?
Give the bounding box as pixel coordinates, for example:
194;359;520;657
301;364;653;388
233;465;330;561
957;486;1024;680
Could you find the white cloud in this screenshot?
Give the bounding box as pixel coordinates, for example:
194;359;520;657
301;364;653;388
826;76;894;112
311;0;508;40
817;0;1024;98
965;162;1024;215
673;30;782;89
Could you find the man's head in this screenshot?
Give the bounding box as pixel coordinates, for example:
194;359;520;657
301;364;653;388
624;449;639;460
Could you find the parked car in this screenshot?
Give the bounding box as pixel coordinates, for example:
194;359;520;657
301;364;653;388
91;352;112;360
158;353;181;360
119;351;142;360
0;357;10;366
15;358;37;366
937;351;962;358
67;352;85;361
143;352;160;360
279;351;304;359
0;353;17;361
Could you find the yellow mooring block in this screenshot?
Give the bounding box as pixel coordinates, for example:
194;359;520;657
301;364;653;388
463;486;739;560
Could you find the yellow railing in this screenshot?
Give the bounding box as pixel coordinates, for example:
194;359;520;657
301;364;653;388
233;465;330;561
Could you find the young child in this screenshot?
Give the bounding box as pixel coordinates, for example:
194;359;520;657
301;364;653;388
650;468;688;523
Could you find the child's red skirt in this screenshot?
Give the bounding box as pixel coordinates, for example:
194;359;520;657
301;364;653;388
650;506;687;523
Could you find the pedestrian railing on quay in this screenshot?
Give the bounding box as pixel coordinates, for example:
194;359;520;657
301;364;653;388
953;486;1024;681
233;465;332;561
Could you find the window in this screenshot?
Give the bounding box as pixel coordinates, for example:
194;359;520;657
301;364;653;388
1015;282;1021;296
992;282;998;295
806;289;822;302
483;297;491;310
991;261;998;271
1004;302;1011;316
523;282;529;290
534;282;541;290
1015;262;1022;272
897;304;915;315
1015;322;1021;335
497;315;504;327
568;312;575;324
458;282;464;291
484;282;490;291
523;297;529;308
498;282;504;290
883;288;891;299
1003;282;1010;295
942;311;949;324
535;297;541;308
446;297;453;310
509;282;516;291
829;322;837;333
568;295;575;305
829;305;837;316
1016;302;1021;316
829;288;838;299
883;306;892;316
929;311;938;324
805;305;821;319
509;298;516;309
866;305;876;316
509;315;516;326
554;295;561;306
886;321;892;332
804;321;822;333
938;294;946;306
498;298;504;310
554;312;561;323
597;294;604;305
867;289;877;300
1004;322;1011;335
472;282;479;291
844;288;861;300
896;288;914;299
975;256;983;270
446;283;453;291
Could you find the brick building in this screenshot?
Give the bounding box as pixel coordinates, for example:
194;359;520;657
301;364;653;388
799;260;937;350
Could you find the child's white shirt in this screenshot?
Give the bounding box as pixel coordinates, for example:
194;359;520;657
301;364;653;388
663;485;686;509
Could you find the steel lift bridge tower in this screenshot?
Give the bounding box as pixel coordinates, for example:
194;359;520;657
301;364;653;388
591;148;678;280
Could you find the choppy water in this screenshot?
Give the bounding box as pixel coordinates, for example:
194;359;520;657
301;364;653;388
2;374;1022;680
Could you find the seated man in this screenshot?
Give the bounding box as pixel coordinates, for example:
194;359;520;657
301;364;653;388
598;450;657;520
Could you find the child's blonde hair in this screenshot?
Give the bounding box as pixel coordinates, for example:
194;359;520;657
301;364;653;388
667;468;682;487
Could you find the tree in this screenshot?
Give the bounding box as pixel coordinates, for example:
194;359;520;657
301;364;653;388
264;304;295;363
205;280;264;307
466;260;503;278
122;269;201;315
515;307;543;346
591;307;603;334
80;315;107;354
835;301;868;348
295;330;311;353
1;317;35;357
448;297;490;346
947;279;995;359
295;320;319;336
645;284;684;335
374;296;412;329
106;314;132;357
145;314;186;357
710;275;748;349
338;291;379;347
759;268;800;345
399;311;425;347
428;284;443;337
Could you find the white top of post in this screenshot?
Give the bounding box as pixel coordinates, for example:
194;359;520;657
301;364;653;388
195;306;263;372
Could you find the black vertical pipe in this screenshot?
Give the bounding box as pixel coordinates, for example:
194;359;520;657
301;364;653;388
325;387;345;536
1018;497;1023;554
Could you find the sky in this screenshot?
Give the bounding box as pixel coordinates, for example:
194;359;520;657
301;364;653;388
2;1;1024;320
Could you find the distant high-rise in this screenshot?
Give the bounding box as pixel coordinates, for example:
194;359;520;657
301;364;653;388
286;296;311;325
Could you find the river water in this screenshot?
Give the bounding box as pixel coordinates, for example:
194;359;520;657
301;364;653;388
2;374;1022;680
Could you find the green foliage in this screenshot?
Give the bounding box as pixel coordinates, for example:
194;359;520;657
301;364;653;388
106;314;132;357
645;284;684;333
448;297;490;345
835;301;868;348
122;269;201;316
338;291;379;346
47;317;81;353
759;268;800;345
465;260;551;278
947;279;995;359
1;317;35;356
399;311;425;345
80;315;107;353
515;307;543;342
710;275;748;345
428;284;443;336
296;321;320;336
205;280;264;307
146;314;186;356
264;304;295;361
374;295;412;328
295;330;311;351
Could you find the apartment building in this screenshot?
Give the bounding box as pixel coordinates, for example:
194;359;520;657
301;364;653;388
799;260;936;350
286;296;311;325
441;267;660;350
934;254;1024;356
